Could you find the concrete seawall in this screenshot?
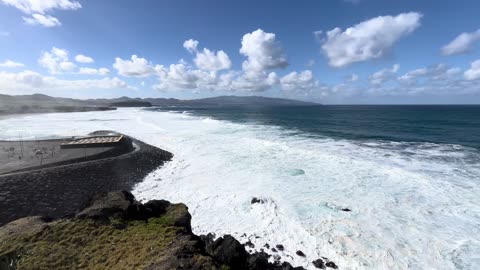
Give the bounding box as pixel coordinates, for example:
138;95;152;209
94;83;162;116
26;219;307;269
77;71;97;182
0;137;172;226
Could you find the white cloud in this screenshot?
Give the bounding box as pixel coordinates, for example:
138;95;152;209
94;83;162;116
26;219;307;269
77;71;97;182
441;29;480;56
0;70;128;91
230;71;279;92
183;39;199;53
280;70;316;91
321;12;422;67
75;54;94;64
0;0;81;14
113;55;159;77
0;59;24;68
38;47;76;74
154;62;221;91
369;64;400;85
240;29;288;72
184;39;232;71
399;64;461;84
194;48;231;71
1;0;81;27
23;13;60;27
398;67;428;82
78;67;110;76
464;59;480;80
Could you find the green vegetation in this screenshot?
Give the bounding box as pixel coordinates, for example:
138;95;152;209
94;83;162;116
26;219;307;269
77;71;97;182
0;207;192;270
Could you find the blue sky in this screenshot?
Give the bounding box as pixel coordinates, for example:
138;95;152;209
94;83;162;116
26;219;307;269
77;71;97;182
0;0;479;104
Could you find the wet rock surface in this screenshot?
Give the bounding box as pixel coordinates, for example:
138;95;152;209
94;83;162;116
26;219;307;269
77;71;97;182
296;250;306;257
251;197;264;204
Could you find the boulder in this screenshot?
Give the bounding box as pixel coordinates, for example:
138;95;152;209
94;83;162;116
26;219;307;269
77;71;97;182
312;258;326;269
296;250;306;257
75;190;134;219
205;235;248;269
251;197;264;204
326;261;338;269
247;251;270;270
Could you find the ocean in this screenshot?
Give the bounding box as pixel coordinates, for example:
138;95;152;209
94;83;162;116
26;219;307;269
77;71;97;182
0;105;479;269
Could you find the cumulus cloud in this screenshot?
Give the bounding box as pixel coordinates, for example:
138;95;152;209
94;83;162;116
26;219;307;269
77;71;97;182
78;67;110;76
194;48;231;71
321;12;422;67
154;62;221;91
464;59;480;80
183;39;199;53
38;47;76;74
184;39;232;71
75;54;94;64
0;59;24;68
240;29;288;72
441;29;480;56
369;64;400;85
140;32;314;93
0;70;128;91
113;55;160;77
1;0;81;27
23;13;60;27
280;70;315;91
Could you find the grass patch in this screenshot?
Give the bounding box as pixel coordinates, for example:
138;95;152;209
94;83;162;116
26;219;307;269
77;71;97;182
0;216;182;270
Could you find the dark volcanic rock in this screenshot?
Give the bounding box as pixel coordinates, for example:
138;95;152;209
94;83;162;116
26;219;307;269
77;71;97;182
276;244;285;251
341;208;351;212
76;190;134;219
2;190;310;270
244;240;255;248
326;261;338;269
251;197;264;204
313;258;326;269
206;235;249;269
247;251;270;269
296;250;306;257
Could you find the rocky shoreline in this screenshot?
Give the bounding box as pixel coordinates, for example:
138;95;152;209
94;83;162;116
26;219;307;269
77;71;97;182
0;134;338;269
0;190;315;269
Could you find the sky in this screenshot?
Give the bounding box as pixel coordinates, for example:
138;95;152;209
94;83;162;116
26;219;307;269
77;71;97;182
0;0;479;104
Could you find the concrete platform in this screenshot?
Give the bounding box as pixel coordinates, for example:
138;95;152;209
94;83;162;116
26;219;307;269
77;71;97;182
0;139;115;175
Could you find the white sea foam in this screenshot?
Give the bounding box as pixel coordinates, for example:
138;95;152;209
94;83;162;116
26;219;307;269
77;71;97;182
0;108;479;269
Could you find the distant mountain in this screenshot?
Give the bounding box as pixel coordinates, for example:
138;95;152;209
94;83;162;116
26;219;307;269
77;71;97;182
110;100;152;107
141;95;319;107
0;94;113;115
0;94;319;115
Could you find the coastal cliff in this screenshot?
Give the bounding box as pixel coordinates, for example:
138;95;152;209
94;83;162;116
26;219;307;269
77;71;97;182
0;191;308;270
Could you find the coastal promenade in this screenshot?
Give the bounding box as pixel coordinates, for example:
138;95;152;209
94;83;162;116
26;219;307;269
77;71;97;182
0;132;172;226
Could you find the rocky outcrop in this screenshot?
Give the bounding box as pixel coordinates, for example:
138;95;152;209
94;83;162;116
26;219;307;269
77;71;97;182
0;191;307;270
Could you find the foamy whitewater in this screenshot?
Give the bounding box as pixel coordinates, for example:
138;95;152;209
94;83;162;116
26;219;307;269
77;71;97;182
1;108;479;269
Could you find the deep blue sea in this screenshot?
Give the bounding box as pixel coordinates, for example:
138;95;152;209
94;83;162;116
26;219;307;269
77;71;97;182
150;105;480;149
